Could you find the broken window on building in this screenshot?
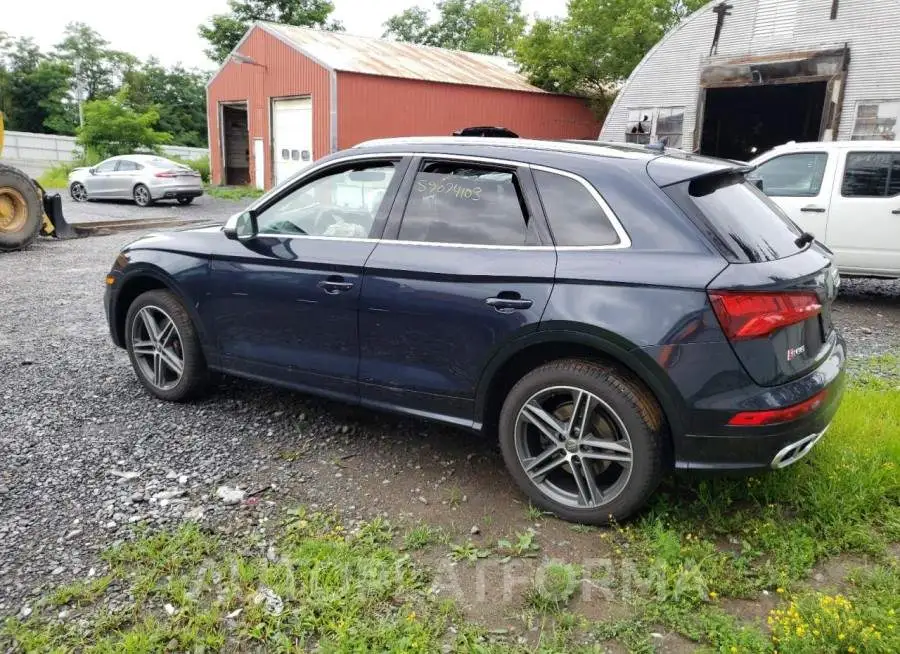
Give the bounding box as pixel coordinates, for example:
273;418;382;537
852;101;899;141
626;109;653;144
656;108;685;149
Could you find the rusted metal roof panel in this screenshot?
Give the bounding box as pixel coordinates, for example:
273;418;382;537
260;22;545;94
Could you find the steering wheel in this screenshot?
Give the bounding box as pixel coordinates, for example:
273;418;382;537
266;219;307;235
313;208;340;234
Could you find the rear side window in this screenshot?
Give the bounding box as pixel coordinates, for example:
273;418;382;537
534;170;620;246
841;152;900;197
751;153;828;197
665;174;802;263
399;162;536;246
117;160;141;171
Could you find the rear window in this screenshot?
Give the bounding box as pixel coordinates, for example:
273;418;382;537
534;170;620;246
151;158;188;171
665;173;802;263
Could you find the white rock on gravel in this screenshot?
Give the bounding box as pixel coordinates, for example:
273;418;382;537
216;486;246;505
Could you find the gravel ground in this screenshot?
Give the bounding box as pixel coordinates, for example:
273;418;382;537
0;232;897;617
57;193;248;224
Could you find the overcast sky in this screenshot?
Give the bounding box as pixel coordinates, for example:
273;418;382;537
4;0;568;70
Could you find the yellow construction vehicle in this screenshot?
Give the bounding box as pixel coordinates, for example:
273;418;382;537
0;112;77;251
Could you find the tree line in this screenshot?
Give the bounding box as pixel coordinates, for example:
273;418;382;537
201;0;708;115
1;1;708;154
0;23;208;149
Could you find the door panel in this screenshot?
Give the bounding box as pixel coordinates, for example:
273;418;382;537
826;151;900;275
206;236;375;398
273;97;313;186
85;160;119;197
751;151;836;240
358;158;556;424
204;157;407;399
359;244;555;421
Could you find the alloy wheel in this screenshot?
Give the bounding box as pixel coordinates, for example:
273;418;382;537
130;306;184;391
514;386;633;509
70;183;87;202
134;186;150;206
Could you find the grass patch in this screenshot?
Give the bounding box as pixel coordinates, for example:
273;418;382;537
37;162;78;190
496;529;541;559
768;564;899;653
402;523;446;551
589;368;900;651
205;185;265;201
526;562;582;613
2;512;458;653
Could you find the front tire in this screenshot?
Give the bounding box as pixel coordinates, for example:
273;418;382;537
133;184;153;207
498;359;666;525
124;289;208;402
70;182;88;202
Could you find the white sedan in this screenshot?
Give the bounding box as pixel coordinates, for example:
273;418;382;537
69;154;203;207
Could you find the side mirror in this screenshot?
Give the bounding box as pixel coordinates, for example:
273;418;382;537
89;167;96;175
224;210;258;241
753;178;765;192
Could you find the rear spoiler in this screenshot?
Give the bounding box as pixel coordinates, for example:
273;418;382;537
646;153;755;187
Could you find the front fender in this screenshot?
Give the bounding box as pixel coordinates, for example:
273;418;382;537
111;251;212;356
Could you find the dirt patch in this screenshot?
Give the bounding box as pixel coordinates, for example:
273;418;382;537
721;592;779;632
803;553;879;594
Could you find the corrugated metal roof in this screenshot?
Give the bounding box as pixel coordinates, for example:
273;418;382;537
258;22;546;94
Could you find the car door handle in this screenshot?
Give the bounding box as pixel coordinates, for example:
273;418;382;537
892;209;900;215
801;206;826;213
317;277;354;294
486;293;534;312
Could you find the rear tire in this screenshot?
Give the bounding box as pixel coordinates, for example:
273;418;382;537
133;184;153;207
124;289;208;402
0;164;43;252
176;196;194;206
498;359;666;525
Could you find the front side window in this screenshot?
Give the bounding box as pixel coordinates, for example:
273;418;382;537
841;152;899;197
655;107;685;149
534;170;620;247
752;153;828;197
257;162;396;238
95;160;118;173
399;162;533;246
851;101;899;141
626;109;653;145
117;160;139;172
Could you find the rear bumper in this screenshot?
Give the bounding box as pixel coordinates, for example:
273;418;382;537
673;336;846;471
156;188;203;200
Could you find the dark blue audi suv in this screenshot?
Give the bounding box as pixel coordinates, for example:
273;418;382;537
103;138;846;524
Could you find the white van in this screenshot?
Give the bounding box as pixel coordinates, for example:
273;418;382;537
750;141;900;279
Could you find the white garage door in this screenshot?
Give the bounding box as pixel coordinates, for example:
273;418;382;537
273;97;313;186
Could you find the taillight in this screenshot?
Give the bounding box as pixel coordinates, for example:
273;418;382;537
708;291;821;341
728;389;828;426
155;171;177;178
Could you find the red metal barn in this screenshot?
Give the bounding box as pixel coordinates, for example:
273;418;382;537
207;22;600;189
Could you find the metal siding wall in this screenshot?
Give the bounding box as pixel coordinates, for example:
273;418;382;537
207;27;332;187
603;0;900;147
601;0;759;150
336;73;600;149
751;0;799;49
794;0;900;139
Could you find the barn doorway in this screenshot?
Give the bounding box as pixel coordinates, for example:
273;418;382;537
700;82;827;161
221;103;250;185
